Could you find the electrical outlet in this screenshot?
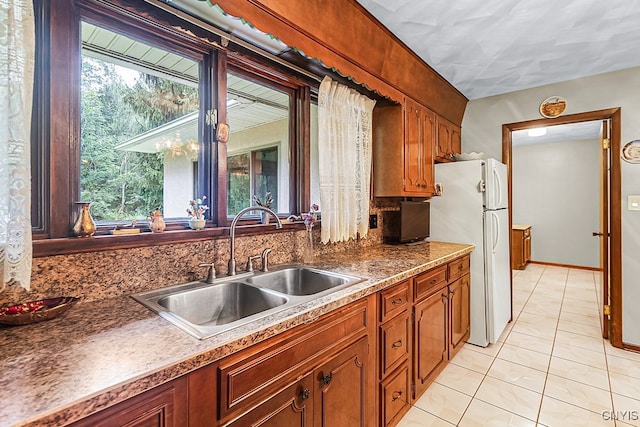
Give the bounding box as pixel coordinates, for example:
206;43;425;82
369;214;378;229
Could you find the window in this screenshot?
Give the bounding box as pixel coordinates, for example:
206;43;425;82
226;71;291;216
80;21;201;221
33;0;318;249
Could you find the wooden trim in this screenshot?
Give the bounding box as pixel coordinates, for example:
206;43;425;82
622;342;640;354
33;221;310;257
528;260;602;271
212;0;467;124
503;108;623;348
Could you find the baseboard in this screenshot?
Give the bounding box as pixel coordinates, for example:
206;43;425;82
529;260;602;271
623;342;640;353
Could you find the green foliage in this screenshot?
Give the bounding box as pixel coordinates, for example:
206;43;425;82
80;57;197;221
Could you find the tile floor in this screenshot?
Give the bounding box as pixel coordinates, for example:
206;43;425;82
397;264;640;427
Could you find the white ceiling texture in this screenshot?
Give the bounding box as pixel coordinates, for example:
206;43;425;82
355;0;640;145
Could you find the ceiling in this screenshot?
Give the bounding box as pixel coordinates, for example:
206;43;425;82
355;0;640;100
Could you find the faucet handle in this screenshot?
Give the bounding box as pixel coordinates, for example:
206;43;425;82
198;263;216;284
246;255;260;272
261;248;272;272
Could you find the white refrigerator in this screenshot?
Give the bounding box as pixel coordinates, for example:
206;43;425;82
429;158;511;347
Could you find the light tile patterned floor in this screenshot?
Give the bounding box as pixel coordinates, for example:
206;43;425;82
397;264;640;427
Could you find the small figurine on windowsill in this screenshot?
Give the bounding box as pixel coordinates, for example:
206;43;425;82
187;196;209;229
301;204;319;232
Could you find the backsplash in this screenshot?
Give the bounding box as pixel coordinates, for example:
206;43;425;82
0;202;397;306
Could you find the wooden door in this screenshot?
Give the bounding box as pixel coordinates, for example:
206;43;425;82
449;274;470;358
314;337;370;427
413;286;448;399
598;120;611;339
225;372;314;427
403;98;425;193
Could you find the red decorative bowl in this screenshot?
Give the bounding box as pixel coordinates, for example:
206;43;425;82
0;297;79;326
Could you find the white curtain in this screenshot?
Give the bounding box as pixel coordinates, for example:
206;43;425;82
0;0;34;290
318;76;376;244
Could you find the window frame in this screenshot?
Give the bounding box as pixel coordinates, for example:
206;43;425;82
32;0;316;257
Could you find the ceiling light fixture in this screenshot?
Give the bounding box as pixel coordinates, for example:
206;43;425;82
528;127;547;137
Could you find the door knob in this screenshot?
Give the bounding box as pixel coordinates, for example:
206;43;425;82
592;232;604;236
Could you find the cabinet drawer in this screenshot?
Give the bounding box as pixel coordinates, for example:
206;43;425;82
218;298;370;421
380;280;410;322
448;255;470;282
380;313;410;378
414;265;447;301
380;362;410;427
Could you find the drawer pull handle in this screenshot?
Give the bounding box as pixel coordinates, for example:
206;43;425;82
391;297;403;305
430;278;437;284
458;265;464;270
320;373;333;386
392;339;403;349
300;388;310;401
391;391;403;402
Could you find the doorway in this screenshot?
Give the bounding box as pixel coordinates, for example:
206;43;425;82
502;108;623;348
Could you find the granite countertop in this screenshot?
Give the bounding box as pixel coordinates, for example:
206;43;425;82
0;241;473;427
512;224;532;230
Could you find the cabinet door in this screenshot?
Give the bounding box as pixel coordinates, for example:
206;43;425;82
403;99;425;193
449;274;471;358
413;286;448;399
421;107;436;194
70;378;188;427
225;372;314;427
436;119;451;160
314;337;371;427
450;124;461;157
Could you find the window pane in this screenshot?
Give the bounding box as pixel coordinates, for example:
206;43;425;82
227;72;290;216
80;21;200;221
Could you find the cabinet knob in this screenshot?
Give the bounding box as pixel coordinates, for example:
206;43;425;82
391;297;403;305
441;294;448;304
320;373;333;386
391;339;403;349
391;391;403;402
300;388;310;401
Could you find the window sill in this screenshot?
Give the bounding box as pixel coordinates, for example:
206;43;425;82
33;221;310;258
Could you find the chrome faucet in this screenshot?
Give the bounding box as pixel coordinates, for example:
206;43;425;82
228;206;283;275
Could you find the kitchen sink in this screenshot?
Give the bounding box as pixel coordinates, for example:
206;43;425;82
245;267;360;296
131;265;364;340
156;282;287;326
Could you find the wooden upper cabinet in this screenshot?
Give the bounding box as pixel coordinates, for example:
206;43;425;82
373;97;435;197
435;116;462;163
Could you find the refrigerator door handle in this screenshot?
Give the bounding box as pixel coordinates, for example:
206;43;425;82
492;213;499;254
493;167;502;207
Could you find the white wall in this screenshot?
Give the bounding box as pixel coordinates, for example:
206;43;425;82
462;66;640;345
513;139;599;268
163;152;195;218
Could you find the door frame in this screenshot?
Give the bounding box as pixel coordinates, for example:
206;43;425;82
502;107;622;348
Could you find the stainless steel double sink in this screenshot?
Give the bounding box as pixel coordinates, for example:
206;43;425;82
131;265;364;340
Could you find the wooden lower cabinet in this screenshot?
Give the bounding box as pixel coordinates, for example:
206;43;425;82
449;273;471;358
413;283;448;399
69;378;188;427
314;337;370;427
217;296;375;427
380;362;410;427
223;372;314;427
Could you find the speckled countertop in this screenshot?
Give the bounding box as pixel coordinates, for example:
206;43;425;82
0;241;473;427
